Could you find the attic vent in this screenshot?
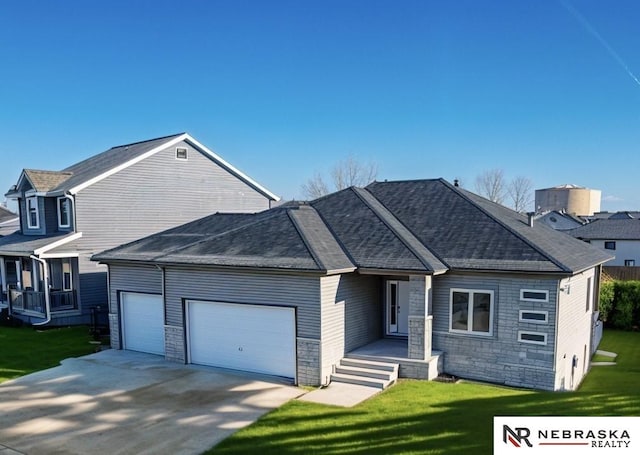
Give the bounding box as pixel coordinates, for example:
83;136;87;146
176;147;188;160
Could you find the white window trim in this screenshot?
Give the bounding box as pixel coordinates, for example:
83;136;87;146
518;330;547;345
449;288;494;336
57;197;71;228
175;147;188;160
518;310;548;324
26;197;39;229
520;289;549;302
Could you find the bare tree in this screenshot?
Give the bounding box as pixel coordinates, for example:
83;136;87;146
301;155;378;199
300;172;330;200
507;176;533;213
475;169;506;204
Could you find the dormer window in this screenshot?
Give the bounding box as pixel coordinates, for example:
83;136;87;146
176;147;188;160
26;197;39;229
58;197;71;228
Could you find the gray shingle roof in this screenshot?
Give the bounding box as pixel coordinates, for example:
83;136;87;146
0;232;75;256
93;206;355;272
567;219;640;240
0;206;17;224
94;178;613;274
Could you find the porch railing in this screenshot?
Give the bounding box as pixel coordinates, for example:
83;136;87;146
9;289;45;315
9;289;77;316
50;290;77;311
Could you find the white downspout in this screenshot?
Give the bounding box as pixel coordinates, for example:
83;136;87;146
30;255;51;326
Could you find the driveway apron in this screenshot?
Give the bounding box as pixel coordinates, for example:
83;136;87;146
0;350;302;455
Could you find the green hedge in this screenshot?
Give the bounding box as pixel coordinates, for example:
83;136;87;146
599;280;640;330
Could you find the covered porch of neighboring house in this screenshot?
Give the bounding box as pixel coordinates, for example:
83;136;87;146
0;233;81;324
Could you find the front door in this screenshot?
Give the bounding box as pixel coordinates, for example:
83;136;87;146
386;280;409;335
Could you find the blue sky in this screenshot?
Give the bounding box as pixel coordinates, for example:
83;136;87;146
1;0;639;210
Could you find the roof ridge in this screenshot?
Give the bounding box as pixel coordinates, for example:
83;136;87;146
366;177;445;187
287;208;327;271
449;181;571;273
352;187;447;273
309;195;362;268
109;132;185;150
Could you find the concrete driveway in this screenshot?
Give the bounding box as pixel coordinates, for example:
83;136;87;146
0;350;303;455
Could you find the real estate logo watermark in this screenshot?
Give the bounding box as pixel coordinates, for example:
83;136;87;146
494;417;638;454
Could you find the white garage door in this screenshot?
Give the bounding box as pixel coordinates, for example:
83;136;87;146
121;292;165;355
187;300;296;379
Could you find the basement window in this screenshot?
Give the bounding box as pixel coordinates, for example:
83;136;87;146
518;331;547;345
519;310;548;324
520;289;549;302
176;147;188;160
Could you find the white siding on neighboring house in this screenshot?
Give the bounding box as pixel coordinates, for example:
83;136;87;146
554;268;596;391
589;239;640;266
74;140;271;254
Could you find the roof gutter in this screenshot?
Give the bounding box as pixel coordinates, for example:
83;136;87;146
30;255;51;326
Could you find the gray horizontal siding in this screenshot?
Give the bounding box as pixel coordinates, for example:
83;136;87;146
432;273;559;390
338;274;382;352
320;275;345;382
77;255;108;311
164;268;320;339
107;264;162;314
74;139;272;254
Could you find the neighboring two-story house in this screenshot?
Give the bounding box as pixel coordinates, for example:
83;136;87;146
0;133;278;325
568;218;640;267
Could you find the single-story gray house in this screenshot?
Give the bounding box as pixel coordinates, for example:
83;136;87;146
94;179;612;391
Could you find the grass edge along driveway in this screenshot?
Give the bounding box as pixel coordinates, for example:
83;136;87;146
0;326;95;383
209;330;640;455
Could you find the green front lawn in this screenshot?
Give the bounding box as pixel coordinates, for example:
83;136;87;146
210;330;640;455
0;326;95;383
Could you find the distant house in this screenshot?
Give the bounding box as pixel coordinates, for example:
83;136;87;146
568;219;640;267
535;210;584;231
0;206;19;237
94;179;611;391
0;133;278;325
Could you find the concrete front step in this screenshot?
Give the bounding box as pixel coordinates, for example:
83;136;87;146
334;364;394;381
340;357;399;373
330;372;389;389
331;357;399;389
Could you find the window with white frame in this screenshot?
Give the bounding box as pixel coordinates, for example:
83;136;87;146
519;310;548;324
450;289;493;335
520;289;549;302
57;197;71;228
625;259;635;267
518;331;547;345
26;197;39;229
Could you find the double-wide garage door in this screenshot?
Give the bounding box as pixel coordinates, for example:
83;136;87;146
187;300;296;379
121;292;165;355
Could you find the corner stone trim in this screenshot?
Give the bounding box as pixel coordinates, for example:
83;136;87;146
164;325;185;363
108;313;120;350
296;338;321;386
